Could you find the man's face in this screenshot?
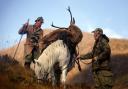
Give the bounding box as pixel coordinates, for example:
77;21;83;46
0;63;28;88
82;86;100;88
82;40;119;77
93;31;101;40
35;20;43;28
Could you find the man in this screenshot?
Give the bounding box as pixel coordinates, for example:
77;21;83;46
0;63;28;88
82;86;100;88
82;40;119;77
18;17;44;69
78;28;113;89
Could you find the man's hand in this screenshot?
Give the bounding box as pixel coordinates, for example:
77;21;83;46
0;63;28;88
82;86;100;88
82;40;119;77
83;59;93;64
77;55;93;64
93;56;98;61
24;19;29;27
76;55;81;60
24;22;29;27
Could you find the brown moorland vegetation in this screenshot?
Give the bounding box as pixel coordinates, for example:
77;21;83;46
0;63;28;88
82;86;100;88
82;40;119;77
0;29;128;89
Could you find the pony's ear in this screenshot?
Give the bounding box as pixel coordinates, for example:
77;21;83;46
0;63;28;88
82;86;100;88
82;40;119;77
33;59;37;64
35;60;41;67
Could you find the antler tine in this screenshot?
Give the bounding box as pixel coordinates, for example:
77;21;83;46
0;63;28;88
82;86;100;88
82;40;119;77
67;6;73;24
67;6;70;11
51;22;54;27
51;22;68;29
72;17;75;24
51;22;59;28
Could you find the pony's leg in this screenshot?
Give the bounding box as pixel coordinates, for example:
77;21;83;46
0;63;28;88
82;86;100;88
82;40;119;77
61;65;68;89
51;68;57;86
54;66;61;86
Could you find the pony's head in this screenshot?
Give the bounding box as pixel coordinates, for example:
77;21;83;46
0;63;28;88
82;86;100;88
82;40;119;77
34;59;48;81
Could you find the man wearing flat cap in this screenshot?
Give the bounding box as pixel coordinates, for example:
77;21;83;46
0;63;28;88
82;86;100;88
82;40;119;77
77;28;114;89
18;17;44;69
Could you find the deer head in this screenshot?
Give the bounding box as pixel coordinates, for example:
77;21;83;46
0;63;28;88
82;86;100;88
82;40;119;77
51;7;83;45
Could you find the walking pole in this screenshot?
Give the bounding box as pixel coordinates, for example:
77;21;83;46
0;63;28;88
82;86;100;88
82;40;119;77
13;19;29;59
13;35;23;59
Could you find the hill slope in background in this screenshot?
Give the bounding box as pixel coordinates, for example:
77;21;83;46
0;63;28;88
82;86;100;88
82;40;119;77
0;29;128;89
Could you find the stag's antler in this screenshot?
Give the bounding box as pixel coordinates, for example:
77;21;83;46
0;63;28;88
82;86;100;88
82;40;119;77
67;6;75;24
73;17;75;24
51;22;68;29
67;6;73;24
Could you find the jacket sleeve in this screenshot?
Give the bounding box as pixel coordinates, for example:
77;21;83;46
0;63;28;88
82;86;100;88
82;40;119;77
80;51;93;60
98;40;111;61
37;29;43;43
18;24;28;35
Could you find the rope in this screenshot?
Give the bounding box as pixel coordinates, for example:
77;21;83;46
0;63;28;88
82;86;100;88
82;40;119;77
75;45;82;71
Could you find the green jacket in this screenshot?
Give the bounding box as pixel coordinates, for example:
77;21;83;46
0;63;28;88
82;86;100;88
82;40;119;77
80;34;111;71
18;24;43;55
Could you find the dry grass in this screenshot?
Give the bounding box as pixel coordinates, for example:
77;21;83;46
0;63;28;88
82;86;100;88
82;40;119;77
0;55;90;89
0;29;128;89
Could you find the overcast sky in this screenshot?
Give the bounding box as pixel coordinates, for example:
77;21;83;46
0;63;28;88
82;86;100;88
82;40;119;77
0;0;128;49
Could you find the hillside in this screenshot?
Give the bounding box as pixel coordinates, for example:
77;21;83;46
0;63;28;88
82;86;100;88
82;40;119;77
0;29;128;89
